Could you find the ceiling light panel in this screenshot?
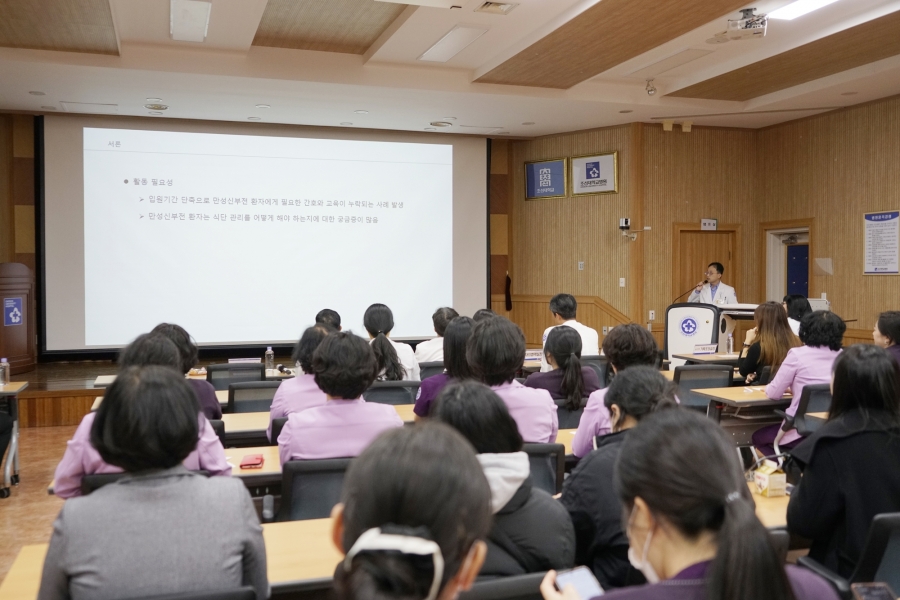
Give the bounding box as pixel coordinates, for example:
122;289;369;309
475;2;518;15
60;102;118;115
374;0;459;7
629;49;715;79
768;0;841;21
418;26;490;63
170;0;212;43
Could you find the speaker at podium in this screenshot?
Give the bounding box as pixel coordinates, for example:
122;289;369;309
665;302;758;367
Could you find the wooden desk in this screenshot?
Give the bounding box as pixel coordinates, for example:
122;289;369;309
92;391;228;412
672;353;740;367
749;482;789;529
559;429;575;455
694;386;790;408
662;368;743;383
808;412;828;420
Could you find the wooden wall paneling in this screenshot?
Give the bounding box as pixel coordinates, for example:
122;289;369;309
843;328;875;346
756;95;900;329
628;123;645;324
0;115;13;263
18;392;97;428
499;294;630;348
672;225;740;301
12;115;35;271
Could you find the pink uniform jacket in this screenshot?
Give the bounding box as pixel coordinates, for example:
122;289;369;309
266;372;328;441
491;380;558;443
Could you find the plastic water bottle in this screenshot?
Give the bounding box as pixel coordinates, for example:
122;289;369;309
0;358;9;385
726;334;734;355
265;347;275;373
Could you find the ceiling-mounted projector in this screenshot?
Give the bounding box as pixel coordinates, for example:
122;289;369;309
727;8;767;40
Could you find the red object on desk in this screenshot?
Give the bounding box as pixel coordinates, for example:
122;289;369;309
240;454;264;469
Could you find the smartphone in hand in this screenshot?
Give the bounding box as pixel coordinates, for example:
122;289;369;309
555;567;604;599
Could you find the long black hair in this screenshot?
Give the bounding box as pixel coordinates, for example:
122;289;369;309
467;316;525;386
431;381;523;454
830;344;900;429
545;326;585;410
603;366;676;431
443;317;475;380
615;409;795;600
364;303;406;381
335;423;492;600
782;295;812;323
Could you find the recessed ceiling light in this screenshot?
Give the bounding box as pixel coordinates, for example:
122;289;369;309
769;0;841;21
340;122;353;126
248;117;261;121
619;110;633;114
255;104;270;109
841;91;858;96
430;121;453;128
149;111;163;116
418;25;489;63
521;122;535;125
146;97;162;102
354;110;369;115
425;128;437;131
441;117;457;121
29;91;45;96
144;103;168;110
41;106;56;110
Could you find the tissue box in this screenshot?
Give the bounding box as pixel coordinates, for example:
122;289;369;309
754;460;786;497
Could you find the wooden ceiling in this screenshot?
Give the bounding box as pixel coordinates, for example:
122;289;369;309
668;10;900;101
252;0;407;55
0;0;118;55
474;0;750;89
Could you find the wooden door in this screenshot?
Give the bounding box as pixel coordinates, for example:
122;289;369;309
676;231;736;301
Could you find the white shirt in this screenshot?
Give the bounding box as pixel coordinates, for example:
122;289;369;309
687;282;737;305
788;317;801;336
540;320;601;372
414;337;443;363
370;338;421;381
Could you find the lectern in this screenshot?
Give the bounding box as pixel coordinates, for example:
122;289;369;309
0;263;36;375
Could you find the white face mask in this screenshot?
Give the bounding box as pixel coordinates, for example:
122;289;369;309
627;506;660;584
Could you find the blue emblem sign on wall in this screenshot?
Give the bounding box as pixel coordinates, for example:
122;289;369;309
4;297;23;327
680;317;698;337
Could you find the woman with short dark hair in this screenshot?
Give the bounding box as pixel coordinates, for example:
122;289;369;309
39;366;268;600
364;303;420;381
332;423;491;600
150;322;221;420
752;310;846;457
413;316;475;418
277;331;403;462
782;294;812;336
788;344;900;577
267;324;334;441
542;409;838;600
873;310;900;366
525;325;601;410
414;307;459;363
53;333;231;499
431;381;575;577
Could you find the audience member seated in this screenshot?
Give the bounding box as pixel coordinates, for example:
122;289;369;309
541;409;839;600
54;334;231;499
267;324;334;442
467;316;558;443
753;310;845;458
278;331;403;462
0;413;11;475
364;303;420;381
473;308;497;322
331;423;491;600
526;325;601;411
737;302;800;385
38;366;268;600
432;381;575;577
151;322;222;420
561;367;675;589
540;294;600;372
572;324;659;458
873;310;900;366
787;344;900;578
316;308;342;330
415;307;459;363
783;294;812;336
414;316;474;418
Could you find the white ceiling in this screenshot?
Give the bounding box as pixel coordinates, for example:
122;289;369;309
1;0;899;136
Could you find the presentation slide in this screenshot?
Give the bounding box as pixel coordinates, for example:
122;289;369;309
76;128;452;346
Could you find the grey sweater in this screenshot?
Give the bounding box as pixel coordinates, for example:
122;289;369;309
38;466;269;600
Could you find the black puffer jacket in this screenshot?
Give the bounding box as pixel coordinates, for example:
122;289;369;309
480;475;575;577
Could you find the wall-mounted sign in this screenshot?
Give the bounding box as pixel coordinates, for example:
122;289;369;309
571;152;617;195
864;211;899;275
525;158;567;200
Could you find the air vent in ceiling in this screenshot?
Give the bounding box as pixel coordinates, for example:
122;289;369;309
475;2;518;15
60;102;118;115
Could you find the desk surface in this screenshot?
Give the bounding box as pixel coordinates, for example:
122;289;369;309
227;446;282;476
222;404;417;435
808;412;828;420
559;429;575;455
0;381;28;396
672;353;740;365
693;387;790;407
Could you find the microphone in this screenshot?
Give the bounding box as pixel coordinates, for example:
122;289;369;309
671;279;707;304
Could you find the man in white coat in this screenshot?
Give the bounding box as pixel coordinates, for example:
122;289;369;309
540;294;601;372
688;262;738;305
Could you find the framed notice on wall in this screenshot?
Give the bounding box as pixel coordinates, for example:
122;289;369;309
571;151;617;195
525;158;567;200
864;211;899;275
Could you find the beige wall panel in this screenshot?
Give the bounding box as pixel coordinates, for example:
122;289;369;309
491;139;509;175
490;214;509;255
14;205;35;253
757;96;900;330
12;115;33;158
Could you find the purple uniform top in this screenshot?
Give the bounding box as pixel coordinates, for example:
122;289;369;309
266;373;328;441
188;378;223;421
277;398;404;463
491;380;558;443
766;345;841;446
413;372;451;417
572;388;611;457
53;412;231;499
524;367;601;400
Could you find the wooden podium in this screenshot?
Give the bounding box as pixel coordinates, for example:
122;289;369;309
0;263;36;375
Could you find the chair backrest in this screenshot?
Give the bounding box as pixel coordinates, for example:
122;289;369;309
131;587;257;600
758;365;773;385
206;363;265;391
522;443;565;495
769;529;790;564
419;361;445;380
794;383;833;436
852;512;900;592
277;458;352;521
209;419;225;447
81;470;210;496
673;365;733;409
555;402;584;429
580;355;611;389
364;381;421;405
460;572;546;600
270;417;288;445
227;381;281;413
